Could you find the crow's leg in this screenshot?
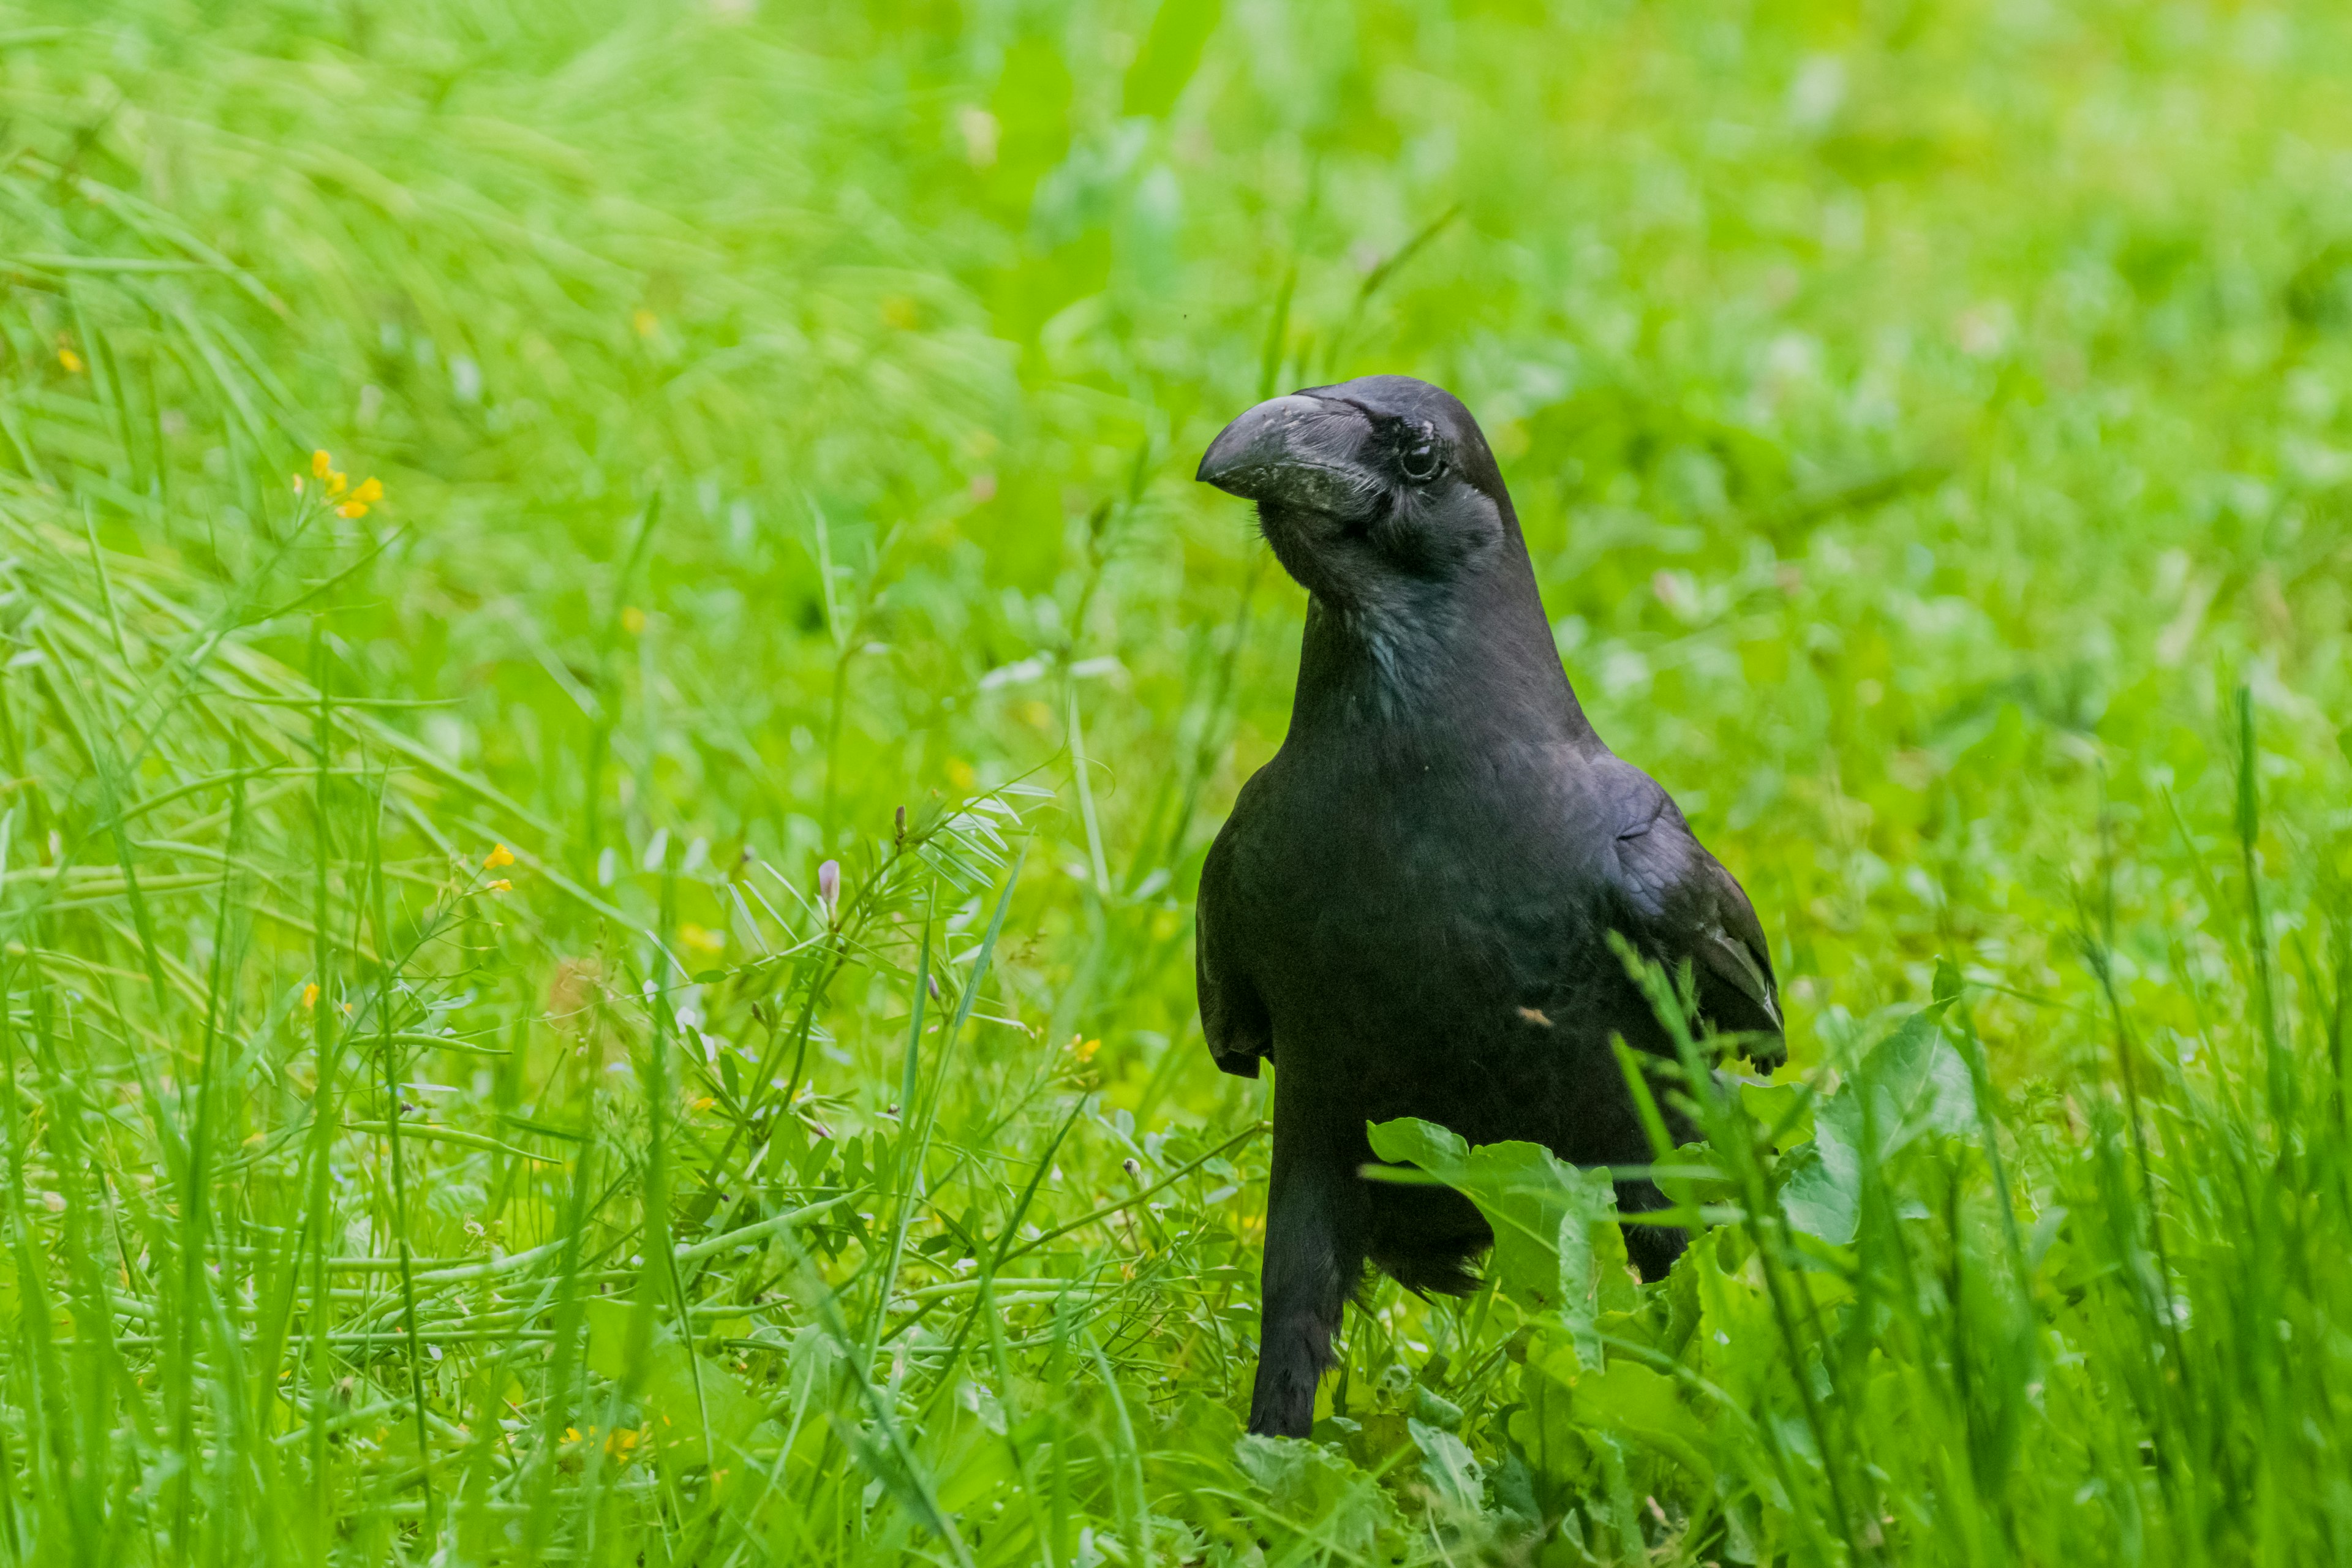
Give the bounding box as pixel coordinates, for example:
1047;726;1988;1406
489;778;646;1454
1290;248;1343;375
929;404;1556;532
1615;1175;1687;1281
1608;1052;1696;1282
1248;1139;1366;1438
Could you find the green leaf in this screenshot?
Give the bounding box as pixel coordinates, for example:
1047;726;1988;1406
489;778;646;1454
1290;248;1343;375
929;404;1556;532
1409;1417;1485;1515
1777;1138;1858;1245
1233;1434;1397;1556
1121;0;1224;118
584;1293;650;1383
1934;954;1965;1003
1366;1117;1627;1362
1572;1359;1712;1482
1861;1003;1973;1140
1506;1329;1594;1484
1740;1080;1808;1146
584;1295;769;1467
1507;1322;1713;1492
989;36;1073;201
1777;1003;1972;1243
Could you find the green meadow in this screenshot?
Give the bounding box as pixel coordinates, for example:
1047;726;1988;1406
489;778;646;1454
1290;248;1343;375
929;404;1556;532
2;0;2351;1561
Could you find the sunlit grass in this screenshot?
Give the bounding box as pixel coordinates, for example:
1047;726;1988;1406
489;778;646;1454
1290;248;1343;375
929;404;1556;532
0;0;2350;1562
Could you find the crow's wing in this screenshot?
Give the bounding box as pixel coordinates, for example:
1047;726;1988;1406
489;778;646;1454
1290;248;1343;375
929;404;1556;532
1197;828;1272;1079
1593;758;1785;1070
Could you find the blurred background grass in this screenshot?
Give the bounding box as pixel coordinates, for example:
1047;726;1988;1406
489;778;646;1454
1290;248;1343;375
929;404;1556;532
2;0;2351;1562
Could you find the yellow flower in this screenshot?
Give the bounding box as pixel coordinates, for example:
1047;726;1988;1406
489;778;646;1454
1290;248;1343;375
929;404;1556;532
312;450;333;478
302;982;320;1009
337;502;368;518
1073;1035;1101;1062
351;477;383;503
326;470;349;497
57;348;83;373
681;922;725;954
291;475;305;494
620;606;646;635
488;878;512;894
483;844;516;869
565;1427;582;1444
691;1096;716;1112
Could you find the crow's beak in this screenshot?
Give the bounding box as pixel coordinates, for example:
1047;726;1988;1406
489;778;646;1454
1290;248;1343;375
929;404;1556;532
1196;394;1373;513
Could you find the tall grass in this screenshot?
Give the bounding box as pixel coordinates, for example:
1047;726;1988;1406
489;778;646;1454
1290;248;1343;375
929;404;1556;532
0;0;2350;1562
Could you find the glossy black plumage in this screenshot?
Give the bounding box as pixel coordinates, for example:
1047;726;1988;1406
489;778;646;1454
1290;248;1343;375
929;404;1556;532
1194;375;1784;1437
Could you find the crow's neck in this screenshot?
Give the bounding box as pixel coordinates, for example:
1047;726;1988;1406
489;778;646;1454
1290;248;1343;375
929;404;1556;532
1286;555;1597;757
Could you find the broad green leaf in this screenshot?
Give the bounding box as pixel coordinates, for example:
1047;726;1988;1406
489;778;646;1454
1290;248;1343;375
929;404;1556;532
1506;1329;1594;1485
1368;1117;1627;1362
1686;1232;1781;1402
584;1295;769;1467
584;1294;652;1383
1233;1435;1397;1556
1509;1323;1713;1495
1409;1417;1484;1515
1856;1002;1974;1147
1570;1359;1711;1482
1122;0;1224;118
1777;1137;1859;1244
1776;1003;1972;1243
992;38;1071;186
1740;1080;1811;1147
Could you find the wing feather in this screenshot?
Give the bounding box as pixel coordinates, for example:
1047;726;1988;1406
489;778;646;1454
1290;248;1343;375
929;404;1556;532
1595;760;1785;1069
1197;831;1271;1079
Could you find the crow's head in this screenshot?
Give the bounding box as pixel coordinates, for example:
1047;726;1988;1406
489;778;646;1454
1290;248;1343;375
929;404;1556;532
1196;375;1512;609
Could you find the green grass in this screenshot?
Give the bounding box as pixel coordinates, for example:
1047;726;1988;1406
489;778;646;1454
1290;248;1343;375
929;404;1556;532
1;0;2351;1561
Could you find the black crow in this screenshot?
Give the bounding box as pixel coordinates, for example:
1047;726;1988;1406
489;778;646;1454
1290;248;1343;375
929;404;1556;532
1194;374;1784;1438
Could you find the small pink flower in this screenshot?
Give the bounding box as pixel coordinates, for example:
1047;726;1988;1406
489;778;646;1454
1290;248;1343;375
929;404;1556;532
816;859;840;921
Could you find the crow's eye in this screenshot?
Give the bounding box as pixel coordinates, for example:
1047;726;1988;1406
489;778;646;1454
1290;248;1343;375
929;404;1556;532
1398;425;1442;483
